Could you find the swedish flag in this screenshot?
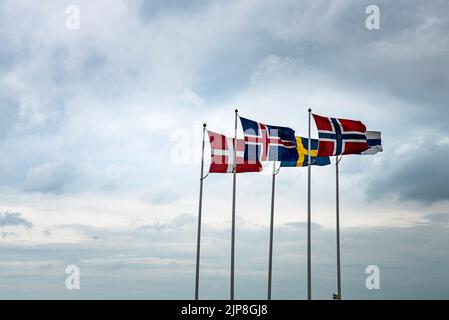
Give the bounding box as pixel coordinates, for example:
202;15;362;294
281;136;330;167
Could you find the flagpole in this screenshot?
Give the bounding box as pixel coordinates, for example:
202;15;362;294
267;161;278;300
335;156;342;300
195;123;207;300
230;109;238;300
307;108;312;300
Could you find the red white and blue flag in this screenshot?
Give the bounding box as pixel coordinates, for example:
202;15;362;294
208;130;262;174
313;114;369;157
361;131;383;155
239;116;297;162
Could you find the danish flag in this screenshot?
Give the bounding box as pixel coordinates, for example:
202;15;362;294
207;131;262;174
313;114;369;157
239;117;298;162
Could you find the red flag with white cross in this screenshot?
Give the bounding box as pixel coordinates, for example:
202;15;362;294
207;131;262;174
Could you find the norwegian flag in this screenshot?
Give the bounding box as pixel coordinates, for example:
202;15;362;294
208;131;262;174
313;114;369;157
239;117;297;162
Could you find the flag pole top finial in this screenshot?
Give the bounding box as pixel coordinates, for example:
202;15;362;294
308;108;312;113
235;109;238;113
203;123;207;128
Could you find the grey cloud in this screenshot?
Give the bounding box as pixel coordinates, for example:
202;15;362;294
282;221;323;231
0;212;32;229
424;213;449;224
0;0;448;198
22;161;77;194
139;0;210;19
1;232;17;239
366;136;449;204
0;217;448;299
144;189;180;205
138;0;449;123
290;0;449;125
47;46;107;86
51;223;97;233
137;213;195;231
0;95;20;139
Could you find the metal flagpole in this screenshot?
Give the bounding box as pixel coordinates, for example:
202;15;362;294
230;109;238;300
335;155;342;300
268;161;279;300
195;123;207;300
307;108;312;300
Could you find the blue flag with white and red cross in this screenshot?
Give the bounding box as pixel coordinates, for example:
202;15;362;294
239;116;297;162
313;114;369;157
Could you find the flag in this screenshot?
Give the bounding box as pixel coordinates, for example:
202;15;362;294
239;116;297;162
208;130;262;173
313;114;369;157
361;131;383;155
281;136;331;167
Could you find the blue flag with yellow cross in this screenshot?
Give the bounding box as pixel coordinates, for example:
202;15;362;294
280;136;331;167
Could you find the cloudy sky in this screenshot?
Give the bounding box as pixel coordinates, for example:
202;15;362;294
0;0;449;299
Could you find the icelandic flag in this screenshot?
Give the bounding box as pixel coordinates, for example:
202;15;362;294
207;130;262;173
239;116;297;162
313;114;369;157
361;131;383;155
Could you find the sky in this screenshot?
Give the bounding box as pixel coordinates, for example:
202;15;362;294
0;0;449;299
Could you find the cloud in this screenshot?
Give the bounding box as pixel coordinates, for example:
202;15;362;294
0;212;32;229
22;161;77;194
0;216;448;299
137;213;195;231
282;221;323;231
138;0;210;19
424;213;449;224
1;232;17;239
366;135;449;204
1;0;448;199
142;181;181;205
0;0;448;299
